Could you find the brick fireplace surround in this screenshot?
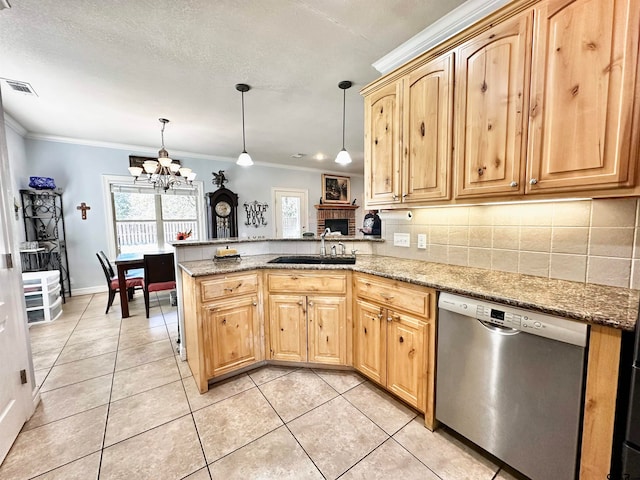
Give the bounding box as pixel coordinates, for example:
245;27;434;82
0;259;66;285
315;204;359;236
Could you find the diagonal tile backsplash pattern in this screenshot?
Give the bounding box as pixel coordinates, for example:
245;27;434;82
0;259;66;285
377;198;640;289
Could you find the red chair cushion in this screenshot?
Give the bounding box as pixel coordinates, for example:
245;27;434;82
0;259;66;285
146;280;176;293
110;277;143;290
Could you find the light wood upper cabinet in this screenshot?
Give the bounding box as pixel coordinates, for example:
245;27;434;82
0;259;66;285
454;12;532;198
526;0;640;193
364;55;454;207
364;81;402;205
402;53;454;203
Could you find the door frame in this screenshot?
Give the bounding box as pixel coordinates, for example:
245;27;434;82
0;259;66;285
271;187;309;238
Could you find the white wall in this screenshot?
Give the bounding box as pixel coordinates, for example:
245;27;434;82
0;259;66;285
18;137;364;292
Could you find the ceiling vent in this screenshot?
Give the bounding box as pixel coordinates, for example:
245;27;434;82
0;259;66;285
1;79;37;96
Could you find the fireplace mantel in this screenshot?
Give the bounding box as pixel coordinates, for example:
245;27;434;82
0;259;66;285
314;204;359;210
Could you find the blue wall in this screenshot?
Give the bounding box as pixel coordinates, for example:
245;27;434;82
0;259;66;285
18;138;363;292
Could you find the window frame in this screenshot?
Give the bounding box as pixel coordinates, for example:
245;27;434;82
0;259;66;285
101;175;206;258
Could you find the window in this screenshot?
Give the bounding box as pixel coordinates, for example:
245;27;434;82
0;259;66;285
272;188;308;238
102;176;205;257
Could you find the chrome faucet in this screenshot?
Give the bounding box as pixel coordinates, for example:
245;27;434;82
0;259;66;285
338;242;346;256
320;227;331;256
330;245;337;257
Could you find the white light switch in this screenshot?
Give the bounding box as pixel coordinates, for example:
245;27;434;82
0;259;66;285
394;233;410;247
417;234;427;249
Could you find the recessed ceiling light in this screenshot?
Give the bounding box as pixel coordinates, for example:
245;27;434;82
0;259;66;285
313;153;326;161
291;153;306;159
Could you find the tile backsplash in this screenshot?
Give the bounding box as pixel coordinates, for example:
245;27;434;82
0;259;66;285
375;198;640;289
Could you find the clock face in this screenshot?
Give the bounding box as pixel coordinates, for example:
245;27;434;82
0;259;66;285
215;201;231;217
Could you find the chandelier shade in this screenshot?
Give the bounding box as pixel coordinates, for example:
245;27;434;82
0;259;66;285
128;118;196;192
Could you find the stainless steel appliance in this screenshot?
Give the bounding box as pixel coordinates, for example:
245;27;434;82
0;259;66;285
436;293;588;480
622;310;640;477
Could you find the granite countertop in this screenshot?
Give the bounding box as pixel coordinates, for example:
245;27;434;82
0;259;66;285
170;237;384;247
179;254;640;331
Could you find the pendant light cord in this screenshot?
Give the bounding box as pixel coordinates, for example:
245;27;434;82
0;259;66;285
160;121;166;149
241;91;247;152
341;87;346;149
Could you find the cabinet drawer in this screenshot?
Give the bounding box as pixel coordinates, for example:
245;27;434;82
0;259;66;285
200;273;258;302
354;275;431;318
267;272;347;294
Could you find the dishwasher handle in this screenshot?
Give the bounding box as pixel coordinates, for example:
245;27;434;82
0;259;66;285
477;319;520;336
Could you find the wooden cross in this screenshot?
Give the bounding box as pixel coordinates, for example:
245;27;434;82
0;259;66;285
76;202;91;220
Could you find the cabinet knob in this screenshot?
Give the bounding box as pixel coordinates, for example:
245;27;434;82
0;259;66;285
420;121;425;137
308;301;314;306
392;194;398;201
298;300;304;305
399;336;404;343
252;301;257;306
387;316;392;322
402;193;408;198
377;313;383;319
510;181;518;187
529;178;538;185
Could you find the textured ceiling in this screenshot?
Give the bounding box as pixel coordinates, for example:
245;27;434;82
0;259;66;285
0;0;466;173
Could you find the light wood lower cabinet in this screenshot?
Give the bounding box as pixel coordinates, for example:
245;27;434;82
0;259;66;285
353;273;436;429
202;295;261;379
182;270;264;393
266;271;350;365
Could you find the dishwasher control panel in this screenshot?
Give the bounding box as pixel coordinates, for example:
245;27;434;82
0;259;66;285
439;293;588;347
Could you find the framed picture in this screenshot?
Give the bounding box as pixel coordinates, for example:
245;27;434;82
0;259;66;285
322;174;351;204
129;155;181;175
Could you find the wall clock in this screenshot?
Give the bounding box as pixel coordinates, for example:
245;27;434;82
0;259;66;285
206;188;238;239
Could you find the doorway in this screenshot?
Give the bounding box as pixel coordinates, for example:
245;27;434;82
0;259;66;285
272;188;308;238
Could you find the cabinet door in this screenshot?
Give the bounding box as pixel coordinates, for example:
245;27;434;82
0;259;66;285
386;312;427;412
307;296;346;365
202;295;261;378
364;81;402;206
454;13;532;198
267;294;307;362
526;0;640;193
403;53;454;202
354;299;386;385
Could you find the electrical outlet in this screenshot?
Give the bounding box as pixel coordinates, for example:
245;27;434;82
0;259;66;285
417;233;427;249
393;232;410;247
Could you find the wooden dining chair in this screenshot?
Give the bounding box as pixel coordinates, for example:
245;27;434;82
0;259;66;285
143;253;177;318
96;252;143;314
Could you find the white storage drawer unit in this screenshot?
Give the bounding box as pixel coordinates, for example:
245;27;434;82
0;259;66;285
22;270;63;324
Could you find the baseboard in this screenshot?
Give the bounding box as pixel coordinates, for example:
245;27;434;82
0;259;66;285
70;285;108;296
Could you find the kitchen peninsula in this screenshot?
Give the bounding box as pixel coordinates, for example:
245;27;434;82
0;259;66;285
173;237;638;480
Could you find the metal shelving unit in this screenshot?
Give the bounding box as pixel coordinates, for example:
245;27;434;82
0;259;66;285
20;188;71;300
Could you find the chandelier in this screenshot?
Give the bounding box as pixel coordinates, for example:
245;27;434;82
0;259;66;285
128;118;197;192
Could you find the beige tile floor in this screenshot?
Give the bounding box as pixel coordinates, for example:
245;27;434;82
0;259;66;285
0;291;526;480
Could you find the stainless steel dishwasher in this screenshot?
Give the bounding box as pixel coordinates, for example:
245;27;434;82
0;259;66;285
436;293;588;480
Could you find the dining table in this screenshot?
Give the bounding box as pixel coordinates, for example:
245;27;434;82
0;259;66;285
115;251;172;318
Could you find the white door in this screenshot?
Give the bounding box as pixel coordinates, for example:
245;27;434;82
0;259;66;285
0;91;34;463
273;188;308;238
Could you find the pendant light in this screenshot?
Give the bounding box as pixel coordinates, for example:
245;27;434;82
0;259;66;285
235;83;253;166
335;80;353;165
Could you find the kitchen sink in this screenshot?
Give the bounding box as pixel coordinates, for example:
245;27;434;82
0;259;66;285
267;255;356;265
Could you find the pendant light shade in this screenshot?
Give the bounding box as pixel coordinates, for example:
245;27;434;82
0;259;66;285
335;80;353;165
236;83;253;166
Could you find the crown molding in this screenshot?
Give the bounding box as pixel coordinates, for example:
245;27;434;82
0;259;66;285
3;112;27;136
24;133;364;177
372;0;512;74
